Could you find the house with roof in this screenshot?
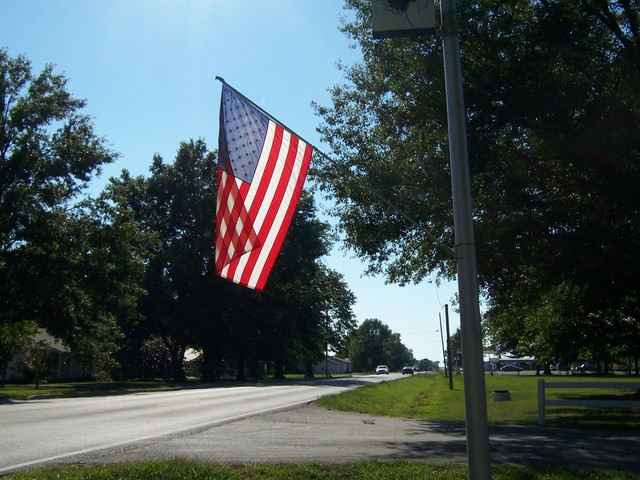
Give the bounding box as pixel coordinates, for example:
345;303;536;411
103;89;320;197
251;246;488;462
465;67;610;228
313;356;352;376
5;329;86;382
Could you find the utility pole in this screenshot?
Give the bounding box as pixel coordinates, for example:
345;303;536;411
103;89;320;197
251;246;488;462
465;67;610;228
445;304;454;391
372;2;491;478
439;313;447;378
440;0;491;477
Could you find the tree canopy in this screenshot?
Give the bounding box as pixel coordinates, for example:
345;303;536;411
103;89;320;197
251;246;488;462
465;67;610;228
312;0;640;365
0;49;123;370
348;318;413;371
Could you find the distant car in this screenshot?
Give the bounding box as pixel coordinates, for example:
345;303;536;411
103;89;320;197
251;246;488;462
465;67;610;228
501;364;523;372
577;363;598;373
402;366;414;375
375;364;389;374
551;362;569;371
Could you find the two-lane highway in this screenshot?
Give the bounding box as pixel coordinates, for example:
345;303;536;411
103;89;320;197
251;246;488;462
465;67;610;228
0;374;401;474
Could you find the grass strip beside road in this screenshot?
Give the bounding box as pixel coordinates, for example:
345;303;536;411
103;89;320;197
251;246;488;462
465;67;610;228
0;376;313;401
4;459;640;480
0;380;203;401
317;373;640;429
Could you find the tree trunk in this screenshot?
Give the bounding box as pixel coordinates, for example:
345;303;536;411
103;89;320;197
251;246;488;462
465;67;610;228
170;344;186;381
304;361;315;379
200;347;219;382
273;361;285;379
247;361;262;379
236;358;246;381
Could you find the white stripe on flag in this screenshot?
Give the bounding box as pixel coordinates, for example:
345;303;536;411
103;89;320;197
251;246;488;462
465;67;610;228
229;122;284;285
221;121;277;283
247;129;294;287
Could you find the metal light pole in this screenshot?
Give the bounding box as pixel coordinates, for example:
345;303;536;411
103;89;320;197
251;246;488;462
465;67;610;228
438;314;447;378
371;1;491;477
440;1;491;478
444;304;454;391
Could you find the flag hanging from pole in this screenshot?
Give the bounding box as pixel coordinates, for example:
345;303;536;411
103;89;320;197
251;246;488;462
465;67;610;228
215;82;313;290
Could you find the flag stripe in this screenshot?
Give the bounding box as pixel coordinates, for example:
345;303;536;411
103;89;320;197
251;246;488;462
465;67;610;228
221;123;310;289
217;171;253;282
250;134;312;289
215;169;258;270
242;127;296;287
233;123;285;286
220;123;279;283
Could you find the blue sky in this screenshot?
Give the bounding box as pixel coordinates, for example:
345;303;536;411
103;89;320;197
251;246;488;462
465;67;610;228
1;0;460;363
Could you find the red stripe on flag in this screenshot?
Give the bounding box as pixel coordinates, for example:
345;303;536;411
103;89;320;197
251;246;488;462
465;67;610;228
236;125;288;287
247;133;312;289
215;169;259;276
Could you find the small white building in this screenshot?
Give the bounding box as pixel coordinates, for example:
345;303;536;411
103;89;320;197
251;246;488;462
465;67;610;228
6;329;86;381
313;356;352;376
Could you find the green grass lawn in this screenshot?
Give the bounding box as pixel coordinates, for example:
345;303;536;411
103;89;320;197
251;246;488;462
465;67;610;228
0;379;204;401
4;459;640;480
317;373;640;429
0;375;317;401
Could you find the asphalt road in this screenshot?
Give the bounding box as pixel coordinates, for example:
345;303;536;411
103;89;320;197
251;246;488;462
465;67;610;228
2;375;639;476
0;374;395;475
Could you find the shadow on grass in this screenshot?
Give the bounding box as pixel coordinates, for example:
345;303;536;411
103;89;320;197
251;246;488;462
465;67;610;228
380;417;640;474
545;391;640;429
545;407;640;430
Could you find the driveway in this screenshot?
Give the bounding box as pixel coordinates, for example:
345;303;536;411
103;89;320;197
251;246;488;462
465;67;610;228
71;403;640;474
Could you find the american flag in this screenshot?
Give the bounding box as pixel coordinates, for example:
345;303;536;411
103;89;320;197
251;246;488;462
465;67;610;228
215;83;313;290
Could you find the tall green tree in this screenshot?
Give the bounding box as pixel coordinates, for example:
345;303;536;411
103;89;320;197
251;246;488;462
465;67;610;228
19;195;151;379
113;139;218;381
71;198;150;378
21;339;54;389
315;266;357;360
0;320;36;387
107;142;353;382
0;49;116;333
313;1;640;363
260;191;330;377
348;318;412;371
